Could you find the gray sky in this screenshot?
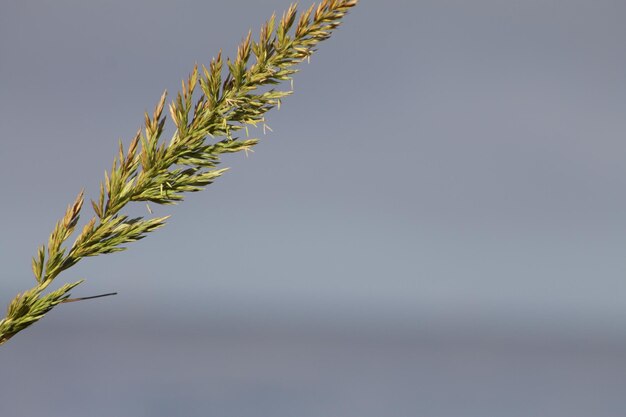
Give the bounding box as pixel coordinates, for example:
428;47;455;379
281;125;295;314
1;0;626;334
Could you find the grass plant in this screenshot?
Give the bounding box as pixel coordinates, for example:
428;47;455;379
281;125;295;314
0;0;358;346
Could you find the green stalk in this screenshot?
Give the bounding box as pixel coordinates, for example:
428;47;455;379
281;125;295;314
0;0;358;346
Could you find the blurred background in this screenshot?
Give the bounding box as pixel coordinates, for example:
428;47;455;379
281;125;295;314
1;0;626;415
